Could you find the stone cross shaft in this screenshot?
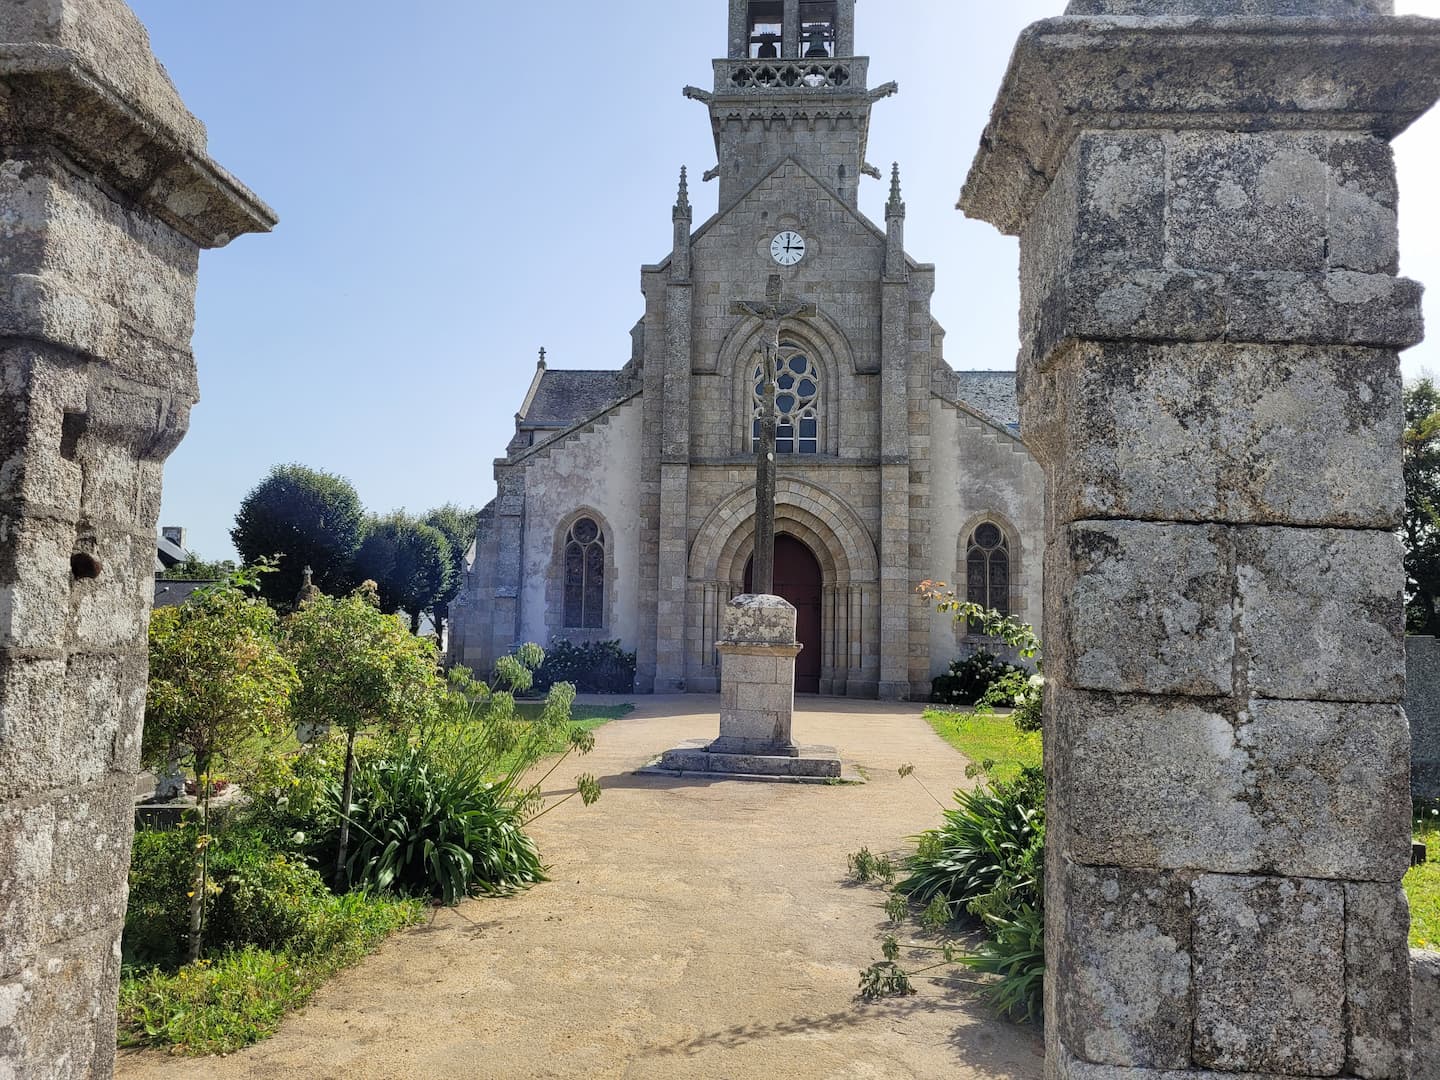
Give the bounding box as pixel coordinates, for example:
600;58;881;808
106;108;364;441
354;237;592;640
730;274;816;595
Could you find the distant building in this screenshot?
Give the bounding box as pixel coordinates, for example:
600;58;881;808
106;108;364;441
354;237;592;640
153;525;219;608
446;1;1043;700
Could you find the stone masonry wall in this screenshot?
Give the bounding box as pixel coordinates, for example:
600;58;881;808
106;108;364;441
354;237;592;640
962;3;1440;1077
0;4;273;1076
1409;636;1440;798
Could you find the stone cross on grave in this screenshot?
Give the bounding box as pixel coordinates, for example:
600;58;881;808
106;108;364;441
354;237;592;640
730;274;816;595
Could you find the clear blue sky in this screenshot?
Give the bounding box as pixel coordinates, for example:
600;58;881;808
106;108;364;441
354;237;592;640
128;0;1440;562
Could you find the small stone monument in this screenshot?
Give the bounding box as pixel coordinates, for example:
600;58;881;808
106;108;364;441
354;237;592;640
649;594;845;780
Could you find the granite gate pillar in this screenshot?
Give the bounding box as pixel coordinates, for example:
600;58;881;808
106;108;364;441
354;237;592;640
0;3;274;1075
962;2;1440;1076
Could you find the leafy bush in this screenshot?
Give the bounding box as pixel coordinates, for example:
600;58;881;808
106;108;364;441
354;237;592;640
896;765;1045;923
340;732;546;903
930;650;1025;707
958;905;1045;1022
338;676;600;904
125;826;366;967
534;638;637;694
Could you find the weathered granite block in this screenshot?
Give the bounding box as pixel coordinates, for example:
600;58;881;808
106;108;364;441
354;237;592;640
1414;950;1440;1080
1029;342;1404;528
1056;693;1408;878
1191;874;1346;1074
0;926;123;1080
1168;132;1330;274
1345;883;1412;1078
1052;521;1234;696
1246;700;1411;881
1408;636;1440;798
1055;864;1192;1069
0;800;54;977
1067;0;1393;11
1328;135;1401;274
1236;526;1406;702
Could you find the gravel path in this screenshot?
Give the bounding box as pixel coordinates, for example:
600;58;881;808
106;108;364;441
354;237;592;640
118;696;1044;1080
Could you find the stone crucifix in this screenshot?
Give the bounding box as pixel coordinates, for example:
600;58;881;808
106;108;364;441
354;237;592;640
730;274;816;594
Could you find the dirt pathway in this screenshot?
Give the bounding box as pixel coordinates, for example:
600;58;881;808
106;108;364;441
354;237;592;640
117;696;1044;1080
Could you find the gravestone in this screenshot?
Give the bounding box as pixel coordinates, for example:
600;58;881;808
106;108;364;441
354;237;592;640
0;2;274;1076
961;1;1440;1077
1410;637;1440;799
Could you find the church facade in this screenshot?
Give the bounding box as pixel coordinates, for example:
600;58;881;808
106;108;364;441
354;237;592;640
448;0;1044;701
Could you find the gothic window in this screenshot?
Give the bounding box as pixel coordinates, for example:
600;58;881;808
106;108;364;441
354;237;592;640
966;523;1010;623
752;346;820;456
563;517;605;630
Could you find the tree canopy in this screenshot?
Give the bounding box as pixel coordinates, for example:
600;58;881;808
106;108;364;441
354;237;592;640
352;513;454;633
231;464;365;604
1405;377;1440;635
144;570;298;776
424;504;480;639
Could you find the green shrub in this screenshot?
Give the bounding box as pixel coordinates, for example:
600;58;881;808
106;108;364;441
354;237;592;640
896;766;1045;923
124;826;367;968
534;638;637;694
930;650;1025;707
339;678;599;904
118;893;423;1055
340;732;547;903
958;905;1045;1022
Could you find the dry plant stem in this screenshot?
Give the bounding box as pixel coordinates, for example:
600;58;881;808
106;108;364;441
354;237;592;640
335;730;357;886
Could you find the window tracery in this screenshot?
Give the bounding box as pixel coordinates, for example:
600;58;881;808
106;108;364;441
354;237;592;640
563;517;605;630
752;345;820;455
966;523;1010;623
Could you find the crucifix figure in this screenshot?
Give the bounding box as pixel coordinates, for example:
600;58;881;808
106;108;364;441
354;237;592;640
731;274;816;595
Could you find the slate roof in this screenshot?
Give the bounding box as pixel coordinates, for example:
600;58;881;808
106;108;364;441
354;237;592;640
950;370;1020;432
522;370;629;427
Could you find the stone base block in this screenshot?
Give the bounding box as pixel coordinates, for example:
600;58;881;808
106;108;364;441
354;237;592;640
642;739;853;783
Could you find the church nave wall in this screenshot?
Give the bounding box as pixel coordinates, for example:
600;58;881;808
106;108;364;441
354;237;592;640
514;399;645;655
925;399;1046;682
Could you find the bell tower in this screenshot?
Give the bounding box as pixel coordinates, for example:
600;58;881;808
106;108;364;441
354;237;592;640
690;0;892;211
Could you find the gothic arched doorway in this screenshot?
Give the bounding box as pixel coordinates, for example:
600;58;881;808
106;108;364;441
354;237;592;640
745;533;823;694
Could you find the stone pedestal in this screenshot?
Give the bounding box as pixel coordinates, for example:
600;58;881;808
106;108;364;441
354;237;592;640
961;4;1440;1078
648;595;848;781
0;4;273;1077
711;594;802;755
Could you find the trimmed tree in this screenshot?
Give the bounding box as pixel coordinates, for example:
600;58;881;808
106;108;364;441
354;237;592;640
284;582;442;884
353;513;454;634
232;464;365;604
144;570;298;962
424;504;480;643
1406;377;1440;635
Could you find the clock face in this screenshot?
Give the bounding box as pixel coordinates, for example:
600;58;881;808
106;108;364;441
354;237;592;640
770;231;806;266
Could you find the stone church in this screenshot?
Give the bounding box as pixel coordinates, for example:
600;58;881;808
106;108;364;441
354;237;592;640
448;0;1043;700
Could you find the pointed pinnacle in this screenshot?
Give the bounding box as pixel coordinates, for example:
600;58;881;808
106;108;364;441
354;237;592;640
677;166;690;207
889;162;902;205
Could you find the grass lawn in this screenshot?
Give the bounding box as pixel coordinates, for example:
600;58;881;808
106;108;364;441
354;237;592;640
516;701;634;751
1409;861;1440;951
922;707;1041;784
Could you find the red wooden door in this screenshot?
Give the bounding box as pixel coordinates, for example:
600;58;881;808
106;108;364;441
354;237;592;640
745;534;823;694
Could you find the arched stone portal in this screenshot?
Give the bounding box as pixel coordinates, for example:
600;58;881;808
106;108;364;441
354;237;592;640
687;478;880;697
